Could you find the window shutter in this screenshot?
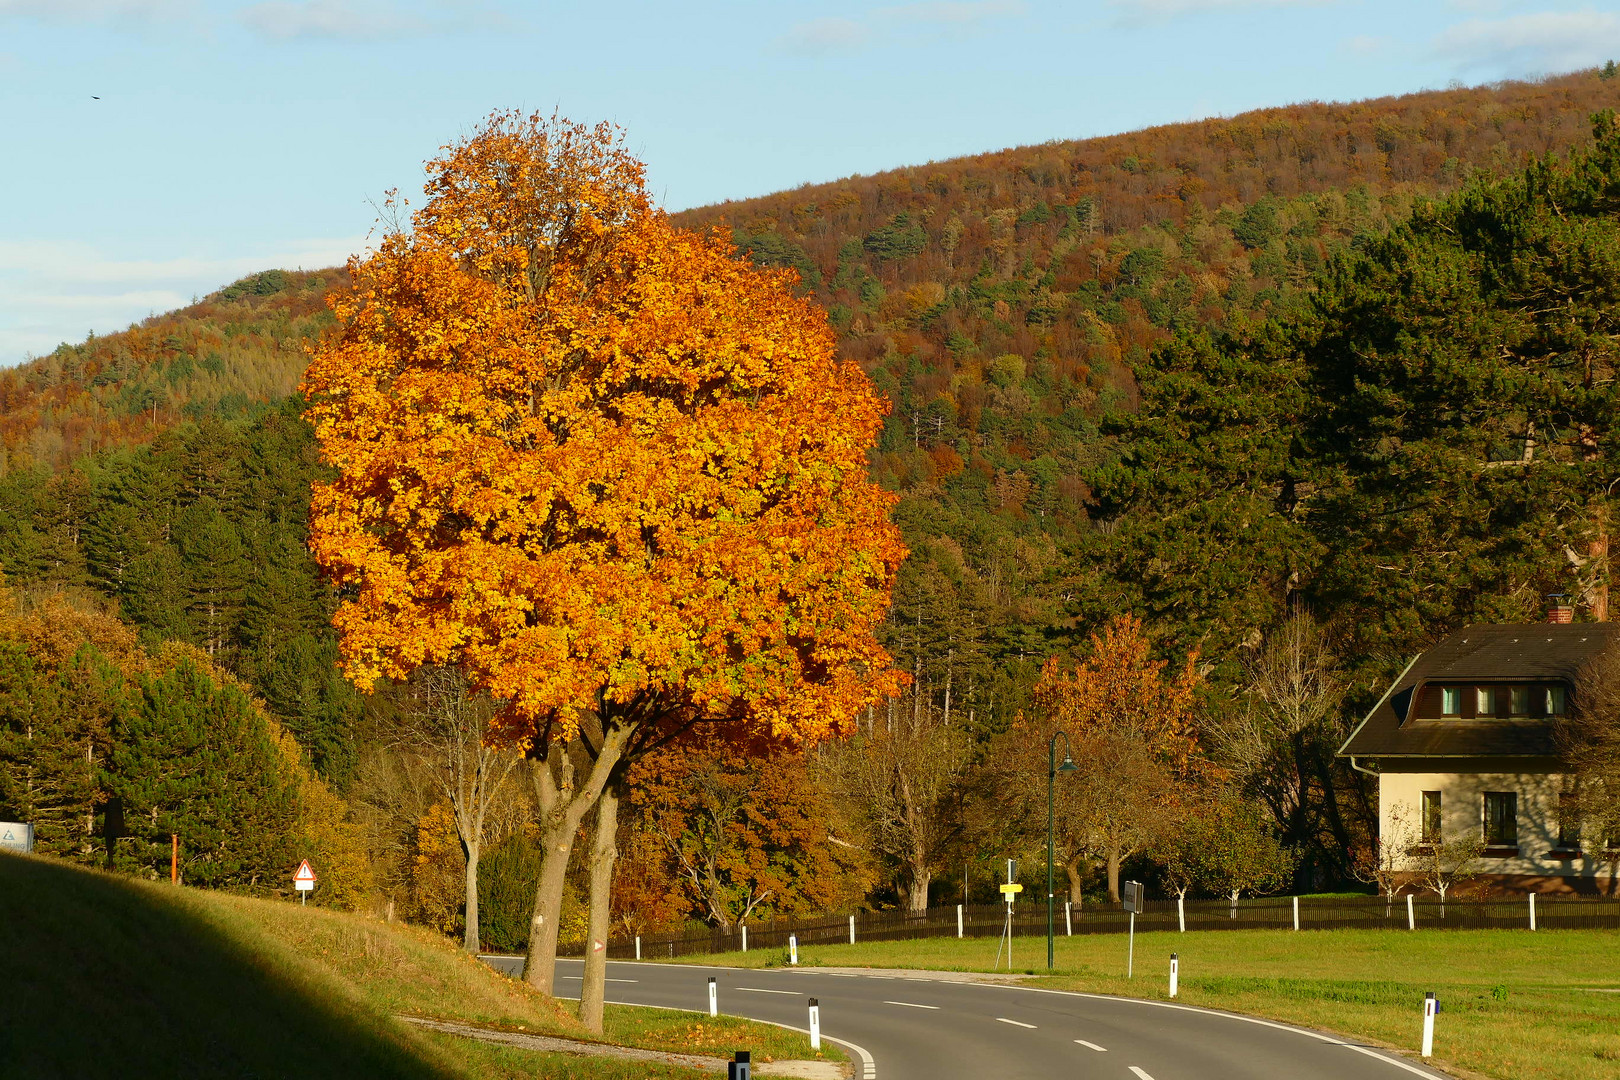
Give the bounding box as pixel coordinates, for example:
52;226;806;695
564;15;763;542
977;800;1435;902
1462;687;1477;719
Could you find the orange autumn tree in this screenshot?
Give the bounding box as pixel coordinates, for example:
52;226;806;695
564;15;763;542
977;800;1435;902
302;112;905;1014
1005;614;1202;903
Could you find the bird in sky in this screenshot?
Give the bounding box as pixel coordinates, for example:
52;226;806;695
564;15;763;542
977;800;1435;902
92;96;100;100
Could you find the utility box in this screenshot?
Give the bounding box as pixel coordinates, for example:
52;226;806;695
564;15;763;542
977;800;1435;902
0;822;33;854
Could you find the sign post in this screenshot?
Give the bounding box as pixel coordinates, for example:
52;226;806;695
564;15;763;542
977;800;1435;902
293;859;316;905
994;861;1022;971
1122;880;1143;978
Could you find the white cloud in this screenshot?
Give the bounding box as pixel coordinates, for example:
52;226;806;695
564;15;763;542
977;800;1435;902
1436;10;1620;75
239;0;423;40
776;17;871;56
0;236;366;367
0;0;192;23
1110;0;1321;22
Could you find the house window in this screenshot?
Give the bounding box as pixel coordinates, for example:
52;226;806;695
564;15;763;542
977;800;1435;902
1441;687;1461;716
1484;791;1519;848
1476;686;1497;717
1508;686;1529;717
1546;685;1567;715
1421;790;1442;842
1558;792;1581;850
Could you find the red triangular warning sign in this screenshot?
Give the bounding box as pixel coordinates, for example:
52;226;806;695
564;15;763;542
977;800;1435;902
294;859;316;883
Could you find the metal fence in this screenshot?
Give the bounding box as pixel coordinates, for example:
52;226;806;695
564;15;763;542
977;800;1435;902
563;892;1620;960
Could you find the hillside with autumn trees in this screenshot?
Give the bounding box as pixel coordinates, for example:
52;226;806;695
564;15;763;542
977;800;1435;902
7;68;1620;942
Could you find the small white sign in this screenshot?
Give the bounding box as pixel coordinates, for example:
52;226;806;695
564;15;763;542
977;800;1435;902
293;859;316;892
0;822;33;854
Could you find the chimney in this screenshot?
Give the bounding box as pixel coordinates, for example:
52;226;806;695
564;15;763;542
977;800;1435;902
1547;595;1574;624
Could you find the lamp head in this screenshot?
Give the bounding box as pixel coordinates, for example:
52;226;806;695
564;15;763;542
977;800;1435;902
1057;754;1078;775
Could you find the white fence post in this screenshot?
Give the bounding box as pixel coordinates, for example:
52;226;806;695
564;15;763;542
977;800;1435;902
1529;892;1537;931
1169;952;1179;998
1293;895;1300;931
1177;895;1186;933
741;924;748;952
789;934;799;966
1064;900;1072;936
957;904;964;938
1421;992;1437;1058
808;997;821;1050
635;935;641;960
708;976;718;1018
849;914;856;944
1406;894;1415;931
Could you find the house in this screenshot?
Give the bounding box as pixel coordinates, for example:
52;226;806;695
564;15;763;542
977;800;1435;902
1338;612;1620;894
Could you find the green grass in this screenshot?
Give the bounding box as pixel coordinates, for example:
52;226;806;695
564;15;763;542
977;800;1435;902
0;852;826;1078
675;929;1620;1080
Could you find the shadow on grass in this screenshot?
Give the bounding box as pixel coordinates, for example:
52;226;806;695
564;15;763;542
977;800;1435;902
0;853;451;1080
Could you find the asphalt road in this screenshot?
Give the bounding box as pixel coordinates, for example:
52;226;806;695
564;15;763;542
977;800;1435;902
481;955;1449;1080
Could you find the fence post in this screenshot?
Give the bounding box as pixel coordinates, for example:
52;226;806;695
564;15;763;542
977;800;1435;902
1529;892;1537;931
1406;893;1415;931
1293;895;1300;931
849;914;856;945
1064;901;1072;936
741;924;748;952
635;935;641;960
1177;895;1185;933
957;904;964;938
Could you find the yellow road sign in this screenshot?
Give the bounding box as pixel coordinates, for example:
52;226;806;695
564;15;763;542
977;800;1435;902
999;883;1023;894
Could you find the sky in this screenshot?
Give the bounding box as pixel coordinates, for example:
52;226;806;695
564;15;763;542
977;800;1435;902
3;0;1620;365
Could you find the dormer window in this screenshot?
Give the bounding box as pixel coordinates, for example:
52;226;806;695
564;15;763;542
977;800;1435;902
1441;687;1461;716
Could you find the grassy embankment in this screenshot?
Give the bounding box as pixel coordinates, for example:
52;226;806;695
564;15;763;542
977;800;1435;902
0;852;834;1079
678;927;1620;1080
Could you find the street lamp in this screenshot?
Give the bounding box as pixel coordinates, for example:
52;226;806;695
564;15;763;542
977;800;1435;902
1047;730;1077;969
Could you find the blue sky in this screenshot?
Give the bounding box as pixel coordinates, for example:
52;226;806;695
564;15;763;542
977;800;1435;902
3;0;1620;364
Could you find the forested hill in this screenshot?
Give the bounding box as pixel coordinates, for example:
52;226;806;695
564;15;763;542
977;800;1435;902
1;68;1618;769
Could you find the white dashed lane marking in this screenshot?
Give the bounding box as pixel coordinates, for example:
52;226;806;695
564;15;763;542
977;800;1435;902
1129;1068;1157;1080
882;1000;940;1009
734;987;798;995
996;1017;1037;1029
1074;1039;1107;1052
556;976;638;983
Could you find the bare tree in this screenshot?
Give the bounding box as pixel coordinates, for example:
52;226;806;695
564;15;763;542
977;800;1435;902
1209;609;1350;887
1564;647;1620;896
395;667;524;954
823;691;972;912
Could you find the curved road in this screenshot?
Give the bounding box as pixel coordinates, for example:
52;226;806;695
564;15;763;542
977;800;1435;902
482;956;1448;1080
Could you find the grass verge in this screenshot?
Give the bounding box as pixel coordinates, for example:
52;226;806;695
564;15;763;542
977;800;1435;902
0;852;827;1078
672;928;1620;1080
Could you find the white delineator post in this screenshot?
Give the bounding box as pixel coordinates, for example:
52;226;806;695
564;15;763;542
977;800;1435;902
1169;952;1179;998
1065;901;1073;936
808;998;821;1051
1421;992;1438;1058
1529;892;1537;931
1406;893;1416;931
849;915;856;945
1293;895;1300;931
789;934;799;966
741;924;748;952
957;904;964;938
708;977;718;1018
635;936;642;960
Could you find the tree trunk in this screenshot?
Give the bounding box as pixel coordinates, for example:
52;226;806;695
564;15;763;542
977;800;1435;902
580;781;621;1033
1064;858;1085;905
906;866;932;913
462;838;481;954
1105;848;1121;904
523;724;632;996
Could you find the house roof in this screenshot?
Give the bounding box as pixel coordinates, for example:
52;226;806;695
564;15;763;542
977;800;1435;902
1338;623;1620;759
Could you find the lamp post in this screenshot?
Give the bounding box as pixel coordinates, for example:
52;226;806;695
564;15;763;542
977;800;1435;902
1047;730;1077;969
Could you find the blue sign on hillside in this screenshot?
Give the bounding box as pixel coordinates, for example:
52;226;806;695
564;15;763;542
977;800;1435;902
0;822;34;854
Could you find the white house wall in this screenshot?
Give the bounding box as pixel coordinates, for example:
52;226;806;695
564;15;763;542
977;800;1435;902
1377;759;1605;883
